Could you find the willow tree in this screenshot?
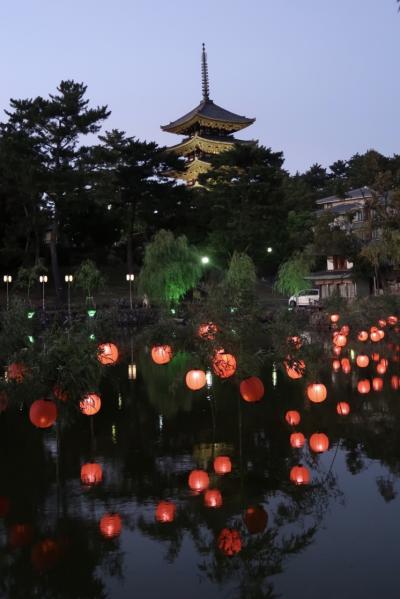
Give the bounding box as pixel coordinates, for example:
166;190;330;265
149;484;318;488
138;230;202;307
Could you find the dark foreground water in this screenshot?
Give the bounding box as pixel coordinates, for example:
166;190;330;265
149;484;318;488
1;348;400;599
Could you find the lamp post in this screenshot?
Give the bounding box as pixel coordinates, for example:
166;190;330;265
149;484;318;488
3;275;12;310
65;275;73;319
39;275;48;310
126;274;135;310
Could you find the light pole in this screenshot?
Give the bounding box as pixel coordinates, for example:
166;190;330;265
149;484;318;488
39;275;48;310
126;274;135;310
3;275;12;310
65;275;73;319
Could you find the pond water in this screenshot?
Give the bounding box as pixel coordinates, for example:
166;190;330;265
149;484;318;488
1;339;400;599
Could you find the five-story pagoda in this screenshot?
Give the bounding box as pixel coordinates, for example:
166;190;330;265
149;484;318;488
161;44;256;185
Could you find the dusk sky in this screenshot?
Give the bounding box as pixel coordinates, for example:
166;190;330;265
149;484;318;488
2;0;399;173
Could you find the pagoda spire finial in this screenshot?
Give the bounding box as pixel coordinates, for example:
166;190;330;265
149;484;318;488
201;43;210;101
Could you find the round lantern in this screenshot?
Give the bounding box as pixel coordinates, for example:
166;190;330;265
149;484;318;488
7;362;26;383
388;316;398;326
188;469;209;492
306;383;327;403
151;345;173;365
97;343;119;366
309;433;329;453
285;410;301;426
330;314;340;324
358;331;368;342
198;322;218;340
376;361;387;375
378;319;387;328
31;539;60;572
100;513;122;539
341;358;351;374
340;325;350;336
333;333;347;348
155;501;176;523
185;369;206;390
239;377;264;402
0;391;8;413
285;359;305;379
336;401;350;415
333;346;342;356
357;379;371;394
212;352;237;378
290;465;310;485
80;393;101;416
370;330;381;343
217;528;242;556
29;400;57;429
204;489;222;508
372;377;383;392
80;463;103;485
332;360;341;372
290;432;305;448
356;354;369;368
371;352;380;362
214;456;232;475
9;524;34;548
391;375;399;390
244;505;268;534
378;329;385;340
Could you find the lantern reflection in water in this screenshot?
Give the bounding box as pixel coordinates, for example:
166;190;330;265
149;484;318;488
204;489;222;508
244;505;268;534
217;528;242;556
155;501;176;523
290;432;305;448
100;514;122;539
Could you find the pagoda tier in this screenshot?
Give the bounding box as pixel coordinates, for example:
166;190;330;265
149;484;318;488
161;44;256;185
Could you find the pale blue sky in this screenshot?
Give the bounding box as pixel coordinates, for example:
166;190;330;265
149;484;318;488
1;0;399;172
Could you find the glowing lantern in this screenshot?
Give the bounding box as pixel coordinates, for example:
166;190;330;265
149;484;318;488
290;465;310;485
0;391;8;413
290;432;305;448
80;463;103;485
309;433;329;453
97;343;119;366
204;489;222;508
9;524;34;548
7;362;26;383
80;393;101;416
212;352;237;378
217;528;242;556
378;329;385;340
306;383;327;403
370;330;381;343
330;314;340;323
378;319;387;328
185;369;206;390
388;316;398;326
53;386;68;402
239;377;264;402
31;539;60;572
333;333;347;348
332;360;341;372
391;375;399;390
100;513;122;539
198;322;218;340
337;401;350;415
372;377;383;392
333;346;342;356
356;354;369;368
341;358;351;374
285;410;301;426
155;501;176;523
358;331;368;342
357;379;371;394
376;361;387;375
214;456;232;475
151;345;173;365
340;325;350;336
244;505;268;534
371;353;380;362
29;400;57;429
0;496;10;518
188;469;209;492
285;359;305;379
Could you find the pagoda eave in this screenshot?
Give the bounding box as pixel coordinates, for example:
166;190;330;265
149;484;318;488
165;134;255;157
161;115;255;136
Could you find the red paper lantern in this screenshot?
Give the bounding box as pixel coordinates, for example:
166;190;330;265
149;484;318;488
358;331;368;342
80;463;103;485
336;401;350;415
198;322;218;340
244;505;268;534
333;346;342;356
151;345;173;365
307;383;327;403
214;456;232;475
341;358;351;374
309;433;329;453
371;352;380;362
100;513;122;539
239;376;264;402
370;330;381;343
357;379;371;394
290;465;310;485
372;377;383;392
9;524;34;548
340;325;350;336
29;400;57;429
217;528;242;556
285;359;305;379
391;375;399;390
80;393;101;416
330;314;340;323
356;354;369;368
185;369;206;390
0;391;8;413
285;410;301;426
188;469;209;492
332;360;341;372
155;501;176;523
31;539;60;572
378;319;387;328
7;362;26;383
212;352;237;378
204;489;222;508
97;343;119;366
290;432;305;448
387;316;398;326
333;333;347;347
376;361;387;375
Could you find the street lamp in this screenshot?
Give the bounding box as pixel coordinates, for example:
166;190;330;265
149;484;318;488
65;275;73;319
39;275;48;310
201;256;210;265
126;274;135;310
267;247;273;254
3;275;12;310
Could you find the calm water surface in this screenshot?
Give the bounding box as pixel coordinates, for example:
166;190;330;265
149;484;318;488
0;347;399;599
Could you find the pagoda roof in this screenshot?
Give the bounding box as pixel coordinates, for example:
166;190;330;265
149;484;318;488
161;99;255;135
166;133;255;155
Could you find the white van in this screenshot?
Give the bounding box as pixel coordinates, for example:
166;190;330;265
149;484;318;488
288;289;320;308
